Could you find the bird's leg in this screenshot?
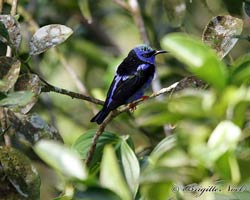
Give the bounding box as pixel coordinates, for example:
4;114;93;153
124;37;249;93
129;102;137;112
129;96;149;112
141;95;149;100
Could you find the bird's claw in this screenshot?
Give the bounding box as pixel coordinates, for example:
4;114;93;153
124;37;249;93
129;103;137;112
129;96;149;112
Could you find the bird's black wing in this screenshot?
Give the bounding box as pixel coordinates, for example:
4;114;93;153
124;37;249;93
108;64;155;110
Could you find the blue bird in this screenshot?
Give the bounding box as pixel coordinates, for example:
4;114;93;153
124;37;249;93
91;44;166;124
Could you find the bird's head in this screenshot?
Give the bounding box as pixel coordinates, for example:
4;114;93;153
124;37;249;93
133;44;167;64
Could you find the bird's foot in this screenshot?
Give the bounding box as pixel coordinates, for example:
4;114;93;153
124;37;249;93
129;102;137;112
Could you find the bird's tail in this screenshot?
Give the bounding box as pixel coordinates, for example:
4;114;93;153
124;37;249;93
90;107;111;124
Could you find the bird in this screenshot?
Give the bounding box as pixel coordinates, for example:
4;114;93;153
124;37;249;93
91;44;166;124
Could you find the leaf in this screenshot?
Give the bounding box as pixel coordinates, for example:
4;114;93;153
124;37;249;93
164;0;186;27
0;146;40;199
167;89;214;118
73;187;122;200
78;0;92;23
0;15;21;50
14;73;43;114
7;110;63;148
0;91;34;107
0;56;21;92
149;135;177;163
207;121;241;162
230;54;250;85
202;15;243;59
29;24;73;55
120;139;140;197
100;145;131;200
140;182;173;200
72;130;121;170
162;33;228;90
244;0;250;17
0;20;10;41
34;140;87;180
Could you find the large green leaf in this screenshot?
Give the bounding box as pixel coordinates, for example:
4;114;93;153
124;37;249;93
34;140;87;180
149;135;177;163
162;33;228;90
100;145;131;200
120;139;140;197
207;121;241;162
72;130;121;170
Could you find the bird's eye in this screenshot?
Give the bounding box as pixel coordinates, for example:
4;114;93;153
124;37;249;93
142;51;155;58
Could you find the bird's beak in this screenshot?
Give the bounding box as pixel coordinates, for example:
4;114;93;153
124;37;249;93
154;50;167;56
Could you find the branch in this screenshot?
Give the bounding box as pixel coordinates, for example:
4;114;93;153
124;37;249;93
85;76;206;165
41;80;104;106
85;111;117;165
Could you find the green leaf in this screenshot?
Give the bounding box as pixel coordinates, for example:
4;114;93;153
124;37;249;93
29;24;73;55
0;56;21;92
207;121;241;162
14;73;42;114
141;182;173;200
149;135;177;163
0;91;34;107
78;0;92;23
120;139;140;197
230;54;250;85
0;146;40;199
100;145;131;200
167;89;214;118
73;187;122;200
202;15;243;59
34;140;87;180
72;130;121;170
162;33;228;90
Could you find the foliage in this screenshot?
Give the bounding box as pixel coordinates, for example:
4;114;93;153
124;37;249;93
0;1;250;200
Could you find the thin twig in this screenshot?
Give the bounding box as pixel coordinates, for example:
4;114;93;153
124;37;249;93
0;0;3;13
0;108;11;147
113;0;131;11
55;49;98;113
10;0;18;15
85;76;205;165
128;0;149;44
55;49;88;95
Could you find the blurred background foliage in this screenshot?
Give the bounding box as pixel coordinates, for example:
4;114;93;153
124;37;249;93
1;0;250;200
